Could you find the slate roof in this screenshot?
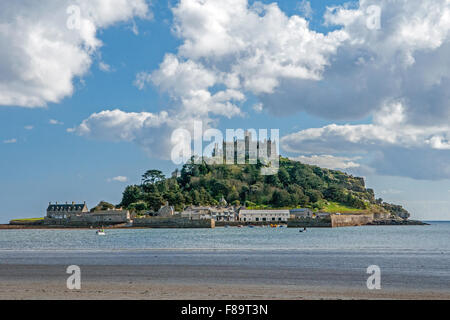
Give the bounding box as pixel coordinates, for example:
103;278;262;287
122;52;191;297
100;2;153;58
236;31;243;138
47;203;87;212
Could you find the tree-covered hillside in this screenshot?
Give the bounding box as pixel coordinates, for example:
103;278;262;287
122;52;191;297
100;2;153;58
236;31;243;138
118;157;410;219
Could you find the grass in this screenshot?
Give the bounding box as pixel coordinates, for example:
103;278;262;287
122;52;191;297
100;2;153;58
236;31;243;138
10;217;44;222
322;202;365;213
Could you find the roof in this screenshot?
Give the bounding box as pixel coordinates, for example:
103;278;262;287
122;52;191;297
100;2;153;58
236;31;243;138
290;208;312;212
239;209;290;214
47;203;86;211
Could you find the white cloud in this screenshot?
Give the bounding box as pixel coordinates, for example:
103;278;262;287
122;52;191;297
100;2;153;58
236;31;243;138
3;138;17;144
135;54;244;118
108;176;128;183
70;108;204;160
282;102;450;179
0;0;150;108
49;119;64;125
296;0;313;19
282;103;450;153
171;0;345;94
98;61;112;72
291;155;361;170
24;125;34;130
262;0;450;126
72;0;450;181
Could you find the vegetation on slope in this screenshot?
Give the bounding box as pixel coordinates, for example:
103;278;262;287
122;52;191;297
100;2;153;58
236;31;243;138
117;157;410;219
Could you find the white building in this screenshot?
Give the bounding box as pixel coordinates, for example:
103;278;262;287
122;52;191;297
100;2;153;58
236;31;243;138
181;206;237;221
239;209;290;222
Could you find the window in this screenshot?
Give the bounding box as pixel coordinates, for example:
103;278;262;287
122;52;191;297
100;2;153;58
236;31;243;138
272;217;275;221
256;218;259;222
278;218;282;221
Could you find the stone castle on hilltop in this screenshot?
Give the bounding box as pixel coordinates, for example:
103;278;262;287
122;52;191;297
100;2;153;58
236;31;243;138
211;130;278;164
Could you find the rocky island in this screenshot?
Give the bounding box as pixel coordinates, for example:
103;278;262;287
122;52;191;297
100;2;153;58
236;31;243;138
3;157;426;229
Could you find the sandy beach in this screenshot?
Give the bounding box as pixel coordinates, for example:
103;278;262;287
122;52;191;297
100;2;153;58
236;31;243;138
1;264;449;300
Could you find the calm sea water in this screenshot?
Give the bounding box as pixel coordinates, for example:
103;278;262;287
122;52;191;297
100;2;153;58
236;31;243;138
1;222;449;290
0;222;449;253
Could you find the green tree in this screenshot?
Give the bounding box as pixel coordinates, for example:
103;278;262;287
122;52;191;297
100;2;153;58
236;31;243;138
90;201;115;212
142;170;165;185
120;185;143;208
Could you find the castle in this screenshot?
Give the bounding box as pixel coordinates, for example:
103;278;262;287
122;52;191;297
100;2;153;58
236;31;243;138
211;130;278;164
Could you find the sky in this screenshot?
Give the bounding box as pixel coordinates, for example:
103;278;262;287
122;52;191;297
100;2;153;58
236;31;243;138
0;0;449;223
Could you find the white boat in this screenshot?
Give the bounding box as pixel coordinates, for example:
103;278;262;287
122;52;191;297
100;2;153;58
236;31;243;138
96;230;106;236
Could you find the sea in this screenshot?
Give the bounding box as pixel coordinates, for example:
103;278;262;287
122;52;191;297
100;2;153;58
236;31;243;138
0;222;449;291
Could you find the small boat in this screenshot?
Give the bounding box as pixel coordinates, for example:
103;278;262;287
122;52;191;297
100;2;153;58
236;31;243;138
96;229;106;236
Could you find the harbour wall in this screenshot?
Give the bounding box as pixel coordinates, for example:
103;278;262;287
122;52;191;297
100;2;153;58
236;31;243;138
133;217;215;228
287;213;375;228
331;213;374;227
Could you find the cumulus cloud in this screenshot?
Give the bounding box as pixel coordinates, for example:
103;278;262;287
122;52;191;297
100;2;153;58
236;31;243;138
282;103;450;179
75;0;450;180
290;155;361;170
132;0;345;123
70;109;206;159
0;0;150;107
135;54;244;118
171;0;345;94
262;0;450;126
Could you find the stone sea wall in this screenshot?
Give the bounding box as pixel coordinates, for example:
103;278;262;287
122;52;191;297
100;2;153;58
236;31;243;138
288;213;376;228
287;217;332;228
331;214;374;227
133;217;215;228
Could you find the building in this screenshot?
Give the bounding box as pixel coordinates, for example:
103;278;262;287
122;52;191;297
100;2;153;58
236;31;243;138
180;206;213;220
239;209;290;222
45;202;130;226
212;130;278;164
315;212;331;219
290;208;313;219
82;209;130;225
181;206;238;221
157;202;175;217
210;207;237;222
46;202;89;220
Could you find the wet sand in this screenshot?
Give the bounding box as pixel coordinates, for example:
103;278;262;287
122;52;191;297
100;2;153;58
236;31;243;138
1;264;449;300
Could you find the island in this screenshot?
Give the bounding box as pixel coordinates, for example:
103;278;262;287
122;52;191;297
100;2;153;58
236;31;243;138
3;157;427;229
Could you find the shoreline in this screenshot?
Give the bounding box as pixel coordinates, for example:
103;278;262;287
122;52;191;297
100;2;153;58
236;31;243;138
0;219;430;230
1;264;449;300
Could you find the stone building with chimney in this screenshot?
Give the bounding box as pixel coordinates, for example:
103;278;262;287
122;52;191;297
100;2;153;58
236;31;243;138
44;202;130;226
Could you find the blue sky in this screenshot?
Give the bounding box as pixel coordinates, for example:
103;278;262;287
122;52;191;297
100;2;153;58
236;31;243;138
0;0;449;222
